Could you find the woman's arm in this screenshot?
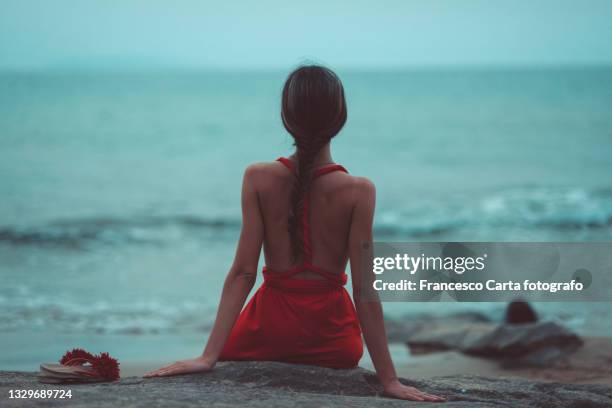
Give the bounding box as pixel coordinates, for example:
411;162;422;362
145;164;265;377
348;178;444;402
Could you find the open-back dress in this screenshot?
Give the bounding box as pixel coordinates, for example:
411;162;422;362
219;157;363;369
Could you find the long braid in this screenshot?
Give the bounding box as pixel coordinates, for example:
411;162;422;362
289;132;330;260
281;65;347;261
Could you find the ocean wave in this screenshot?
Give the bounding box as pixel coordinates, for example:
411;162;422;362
375;186;612;237
0;215;240;248
481;187;612;229
0;295;213;335
1;187;611;247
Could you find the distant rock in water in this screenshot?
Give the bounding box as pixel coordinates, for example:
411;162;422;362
464;322;583;366
2;362;612;407
386;311;491;344
505;300;538;324
392;316;582;366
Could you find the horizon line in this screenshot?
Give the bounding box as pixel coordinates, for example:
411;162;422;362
1;61;612;74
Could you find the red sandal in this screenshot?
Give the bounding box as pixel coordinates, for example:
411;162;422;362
38;348;120;383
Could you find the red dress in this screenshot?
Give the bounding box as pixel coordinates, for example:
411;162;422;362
219;157;363;369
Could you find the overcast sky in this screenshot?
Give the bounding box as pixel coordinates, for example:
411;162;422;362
1;0;611;70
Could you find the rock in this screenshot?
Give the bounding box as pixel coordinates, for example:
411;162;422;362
505;300;538;324
464;321;582;358
403;322;494;353
2;362;611;407
400;320;582;365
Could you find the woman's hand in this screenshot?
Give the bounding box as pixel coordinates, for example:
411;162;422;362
143;356;215;378
383;379;446;402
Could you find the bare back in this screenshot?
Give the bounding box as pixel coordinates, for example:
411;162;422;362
250;159;364;279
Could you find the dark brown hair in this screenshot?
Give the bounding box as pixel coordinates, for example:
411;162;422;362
281;65;347;260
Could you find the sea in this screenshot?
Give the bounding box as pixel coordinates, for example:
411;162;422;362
1;67;611;370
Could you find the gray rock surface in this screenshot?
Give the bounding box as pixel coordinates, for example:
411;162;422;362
2;361;611;407
464;321;583;365
386;312;491;344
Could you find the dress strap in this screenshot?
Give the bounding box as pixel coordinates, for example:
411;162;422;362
277;157;294;171
276;157;348;179
314;164;348;178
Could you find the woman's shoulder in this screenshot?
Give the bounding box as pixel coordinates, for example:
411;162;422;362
323;172;376;205
350;174;375;189
243;160;288;177
349;175;376;202
241;161;292;190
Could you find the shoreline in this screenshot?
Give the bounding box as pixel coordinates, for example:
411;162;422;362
98;337;612;389
3;328;610;389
